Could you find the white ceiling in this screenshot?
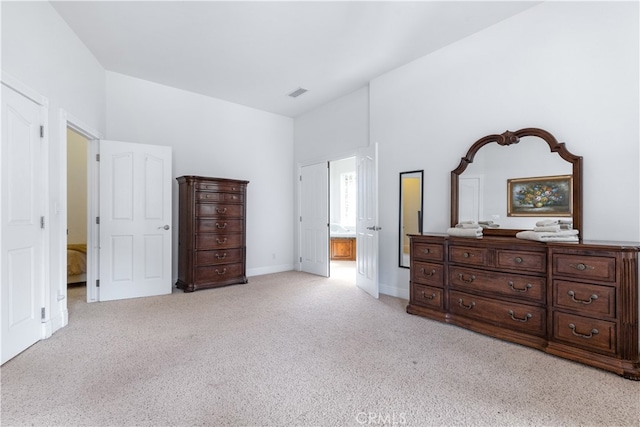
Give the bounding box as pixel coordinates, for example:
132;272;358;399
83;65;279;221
51;1;540;118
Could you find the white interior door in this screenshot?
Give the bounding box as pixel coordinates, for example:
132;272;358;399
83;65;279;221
459;176;482;223
98;140;172;301
356;143;379;298
300;162;329;277
1;84;46;363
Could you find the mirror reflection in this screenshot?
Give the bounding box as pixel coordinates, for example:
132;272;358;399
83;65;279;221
459;136;574;230
399;170;423;268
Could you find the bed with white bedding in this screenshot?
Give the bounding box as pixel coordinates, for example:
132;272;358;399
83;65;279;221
67;243;87;284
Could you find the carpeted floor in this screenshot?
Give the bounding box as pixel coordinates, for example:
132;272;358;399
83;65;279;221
1;263;639;426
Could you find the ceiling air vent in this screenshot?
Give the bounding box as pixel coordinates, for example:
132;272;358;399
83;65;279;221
288;87;308;98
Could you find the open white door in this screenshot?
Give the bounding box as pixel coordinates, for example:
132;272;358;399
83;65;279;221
98;140;172;301
356;143;379;298
1;83;46;363
300;162;329;277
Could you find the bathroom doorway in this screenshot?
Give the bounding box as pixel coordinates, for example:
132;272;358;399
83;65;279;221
329;157;356;282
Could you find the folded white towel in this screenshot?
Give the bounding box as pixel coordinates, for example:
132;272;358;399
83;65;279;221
516;230;579;242
533;225;561;232
480;223;500;229
536;219;573;226
478;220;500;228
447;227;483;238
455;223;480;229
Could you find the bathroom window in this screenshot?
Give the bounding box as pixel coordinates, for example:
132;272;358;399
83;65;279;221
340;171;356;227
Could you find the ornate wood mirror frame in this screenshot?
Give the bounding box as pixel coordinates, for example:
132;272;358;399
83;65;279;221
451;127;583;237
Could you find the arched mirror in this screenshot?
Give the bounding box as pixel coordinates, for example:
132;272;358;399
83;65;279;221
451;128;582;236
399;170;423;267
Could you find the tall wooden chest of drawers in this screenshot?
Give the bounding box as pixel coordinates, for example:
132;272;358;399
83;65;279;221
176;176;249;292
407;234;640;379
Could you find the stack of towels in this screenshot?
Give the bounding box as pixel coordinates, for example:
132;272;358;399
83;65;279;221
515;219;579;242
447;221;483;239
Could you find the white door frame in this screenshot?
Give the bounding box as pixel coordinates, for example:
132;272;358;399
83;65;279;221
0;71;51;340
297;149;358;275
58;110;102;312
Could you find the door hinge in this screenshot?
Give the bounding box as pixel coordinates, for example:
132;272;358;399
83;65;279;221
299;216;302;222
40;216;45;229
40;126;44;138
96;216;100;224
299;256;302;263
96;153;100;161
41;307;46;320
299;175;302;181
96;279;100;288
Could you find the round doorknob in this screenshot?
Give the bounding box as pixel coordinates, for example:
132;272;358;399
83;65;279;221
159;225;170;230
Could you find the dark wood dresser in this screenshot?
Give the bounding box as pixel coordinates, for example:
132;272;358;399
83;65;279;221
407;234;640;379
176;176;249;292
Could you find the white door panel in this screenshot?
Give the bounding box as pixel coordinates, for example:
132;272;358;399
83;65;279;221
356;144;379;298
300;162;329;277
99;140;172;301
1;84;45;364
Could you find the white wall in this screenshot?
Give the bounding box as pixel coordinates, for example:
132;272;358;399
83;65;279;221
1;1;106;332
105;72;295;278
294;1;639;299
371;1;639;297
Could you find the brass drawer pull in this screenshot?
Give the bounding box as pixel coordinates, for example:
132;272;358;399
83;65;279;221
568;323;598;339
216;238;227;244
215;253;227;260
458;273;475;283
421;291;436;300
508;310;532;322
569;263;594;271
215;268;227;275
508;281;532;292
216;222;228;229
514;257;523;264
216;207;227;214
458;299;475;310
422;248;430;254
420;268;436;277
568;290;598;304
462;252;473;258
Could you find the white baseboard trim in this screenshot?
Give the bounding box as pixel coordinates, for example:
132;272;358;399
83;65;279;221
379;282;409;300
247;264;294;277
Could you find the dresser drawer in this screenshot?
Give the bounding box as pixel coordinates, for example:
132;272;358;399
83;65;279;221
552;253;616;282
553;280;616;318
195;248;243;266
196;182;245;193
197;219;244;233
412;242;444;262
411;261;444;287
449;290;545;336
496;249;546;274
411;283;444;310
196;203;244;218
197;191;244;204
449;245;488;267
553;311;616;354
449;266;545;303
194;263;244;284
196;233;243;249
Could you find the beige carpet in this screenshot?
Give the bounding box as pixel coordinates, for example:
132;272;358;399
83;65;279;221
1;262;639;427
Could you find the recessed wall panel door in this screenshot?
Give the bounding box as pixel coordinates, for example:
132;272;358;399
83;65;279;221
1;84;45;364
99;140;172;301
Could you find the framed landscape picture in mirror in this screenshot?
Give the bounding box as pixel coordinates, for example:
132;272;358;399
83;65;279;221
507;174;572;217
